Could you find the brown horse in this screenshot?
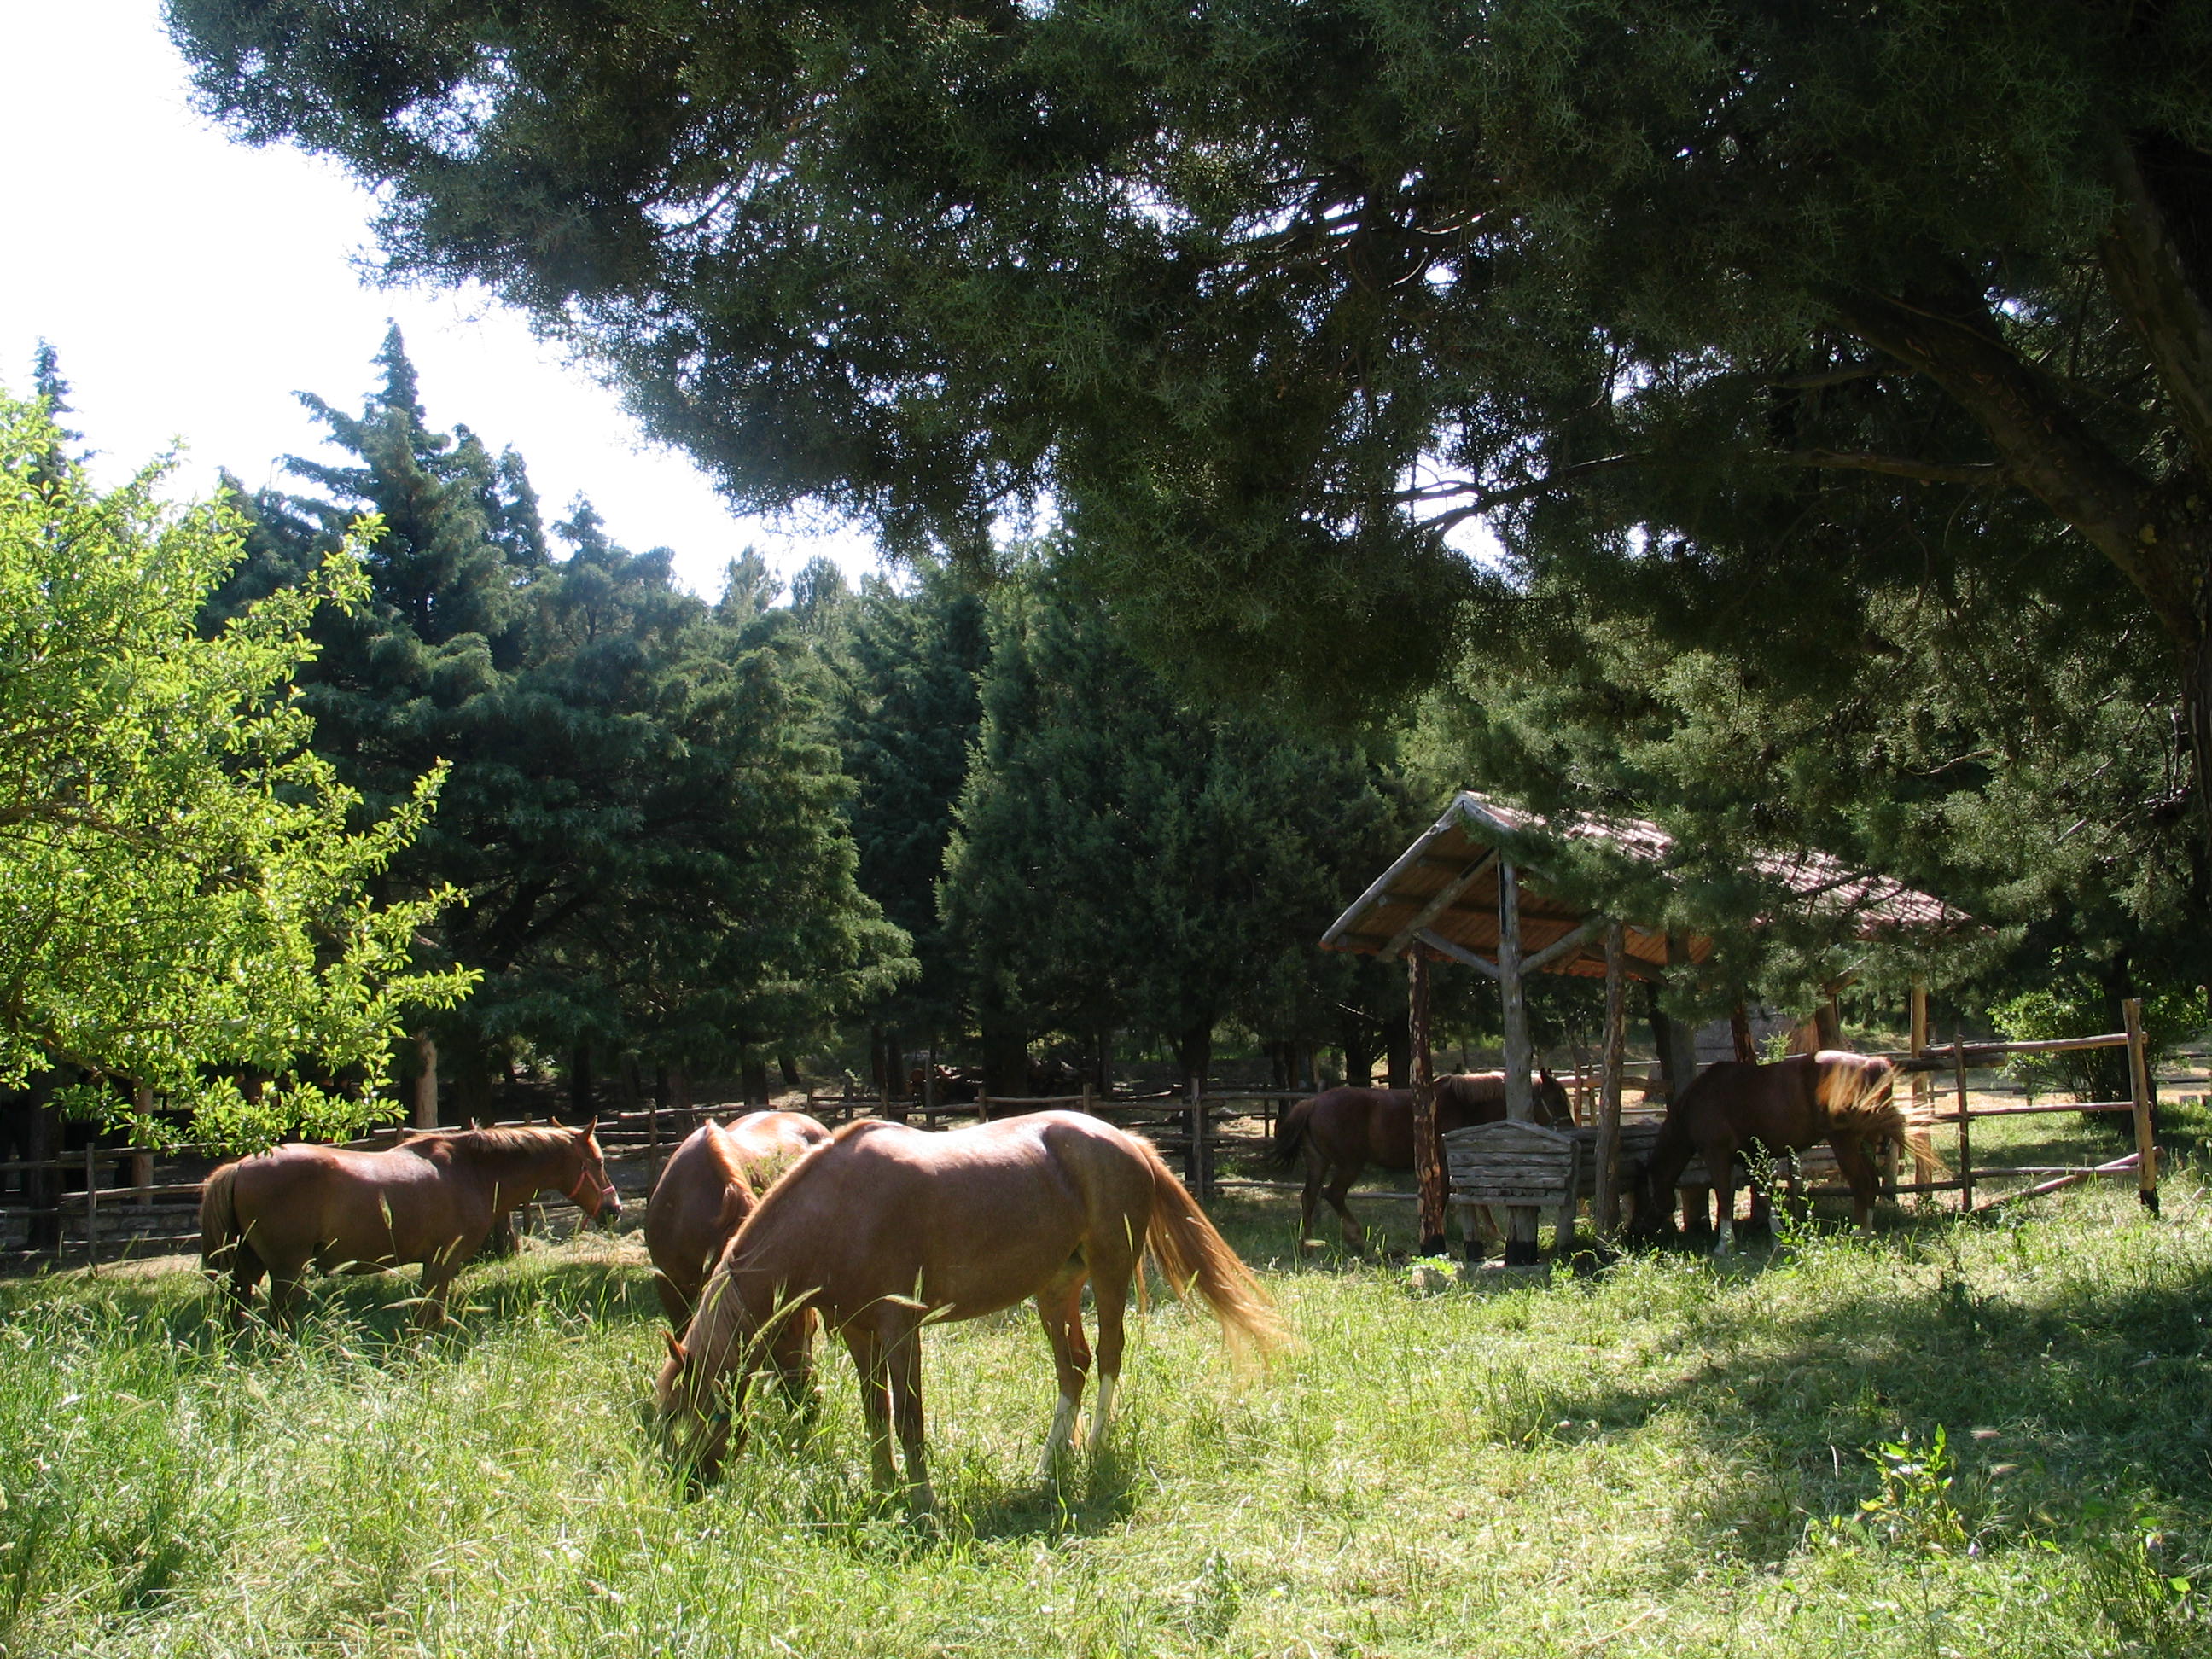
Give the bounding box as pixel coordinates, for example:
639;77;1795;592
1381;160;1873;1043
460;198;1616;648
1629;1051;1941;1254
644;1110;830;1335
200;1122;620;1328
657;1111;1285;1509
1273;1071;1574;1249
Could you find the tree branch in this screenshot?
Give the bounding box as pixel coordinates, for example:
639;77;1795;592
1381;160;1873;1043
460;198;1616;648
1412;454;1641;533
2100;132;2212;476
1778;450;2008;486
1831;285;2187;640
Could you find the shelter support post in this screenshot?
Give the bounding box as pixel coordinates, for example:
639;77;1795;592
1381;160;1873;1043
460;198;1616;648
2124;997;2159;1214
1909;981;1938;1197
1593;923;1628;1239
1408;953;1447;1255
1498;862;1540;1265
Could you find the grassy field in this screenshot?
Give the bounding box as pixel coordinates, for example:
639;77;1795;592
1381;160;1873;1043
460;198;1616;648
3;1147;2209;1657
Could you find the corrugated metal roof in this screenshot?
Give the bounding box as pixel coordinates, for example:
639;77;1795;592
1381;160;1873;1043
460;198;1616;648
1321;791;1969;978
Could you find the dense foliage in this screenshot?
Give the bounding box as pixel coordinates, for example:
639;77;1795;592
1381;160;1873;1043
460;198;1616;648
214;332;912;1111
0;390;471;1144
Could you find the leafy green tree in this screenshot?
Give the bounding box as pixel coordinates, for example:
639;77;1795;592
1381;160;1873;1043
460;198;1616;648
171;1;2212;812
0;388;472;1144
225;335;911;1111
942;562;1413;1088
835;562;989;1077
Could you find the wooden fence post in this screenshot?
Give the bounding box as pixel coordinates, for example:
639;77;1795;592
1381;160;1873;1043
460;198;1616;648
1952;1034;1973;1214
2123;997;2159;1214
1408;951;1447;1254
83;1144;98;1270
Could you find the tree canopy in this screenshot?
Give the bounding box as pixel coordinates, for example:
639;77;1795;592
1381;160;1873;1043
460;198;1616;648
218;332;913;1112
0;389;473;1144
170;2;2212;755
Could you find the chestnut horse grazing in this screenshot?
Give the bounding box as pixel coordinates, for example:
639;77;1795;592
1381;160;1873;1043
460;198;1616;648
200;1123;620;1328
644;1110;830;1334
1273;1071;1574;1249
1630;1051;1942;1254
658;1111;1285;1509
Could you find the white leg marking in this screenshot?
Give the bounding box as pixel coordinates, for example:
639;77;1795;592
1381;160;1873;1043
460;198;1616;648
1712;1214;1736;1258
1086;1374;1118;1455
1035;1392;1080;1477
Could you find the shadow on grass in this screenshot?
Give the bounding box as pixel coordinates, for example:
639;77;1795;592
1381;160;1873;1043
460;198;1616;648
1569;1211;2212;1569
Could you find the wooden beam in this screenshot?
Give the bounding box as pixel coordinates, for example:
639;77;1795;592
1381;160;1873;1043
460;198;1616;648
1379;850;1499;960
1320;801;1468;947
1593;922;1627;1239
1415;928;1499;977
1409;955;1447;1253
1523;914;1602;975
1498;860;1540;1266
2125;997;2159;1214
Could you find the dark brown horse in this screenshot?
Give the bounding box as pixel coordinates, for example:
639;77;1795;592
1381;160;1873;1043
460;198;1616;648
644;1110;830;1335
200;1122;620;1327
1629;1051;1941;1254
657;1111;1285;1509
1273;1071;1574;1249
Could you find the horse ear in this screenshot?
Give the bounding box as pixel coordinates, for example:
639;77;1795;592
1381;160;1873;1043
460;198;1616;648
580;1118;597;1138
665;1331;685;1365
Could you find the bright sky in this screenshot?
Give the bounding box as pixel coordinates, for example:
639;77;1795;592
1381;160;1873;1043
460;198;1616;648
0;0;882;597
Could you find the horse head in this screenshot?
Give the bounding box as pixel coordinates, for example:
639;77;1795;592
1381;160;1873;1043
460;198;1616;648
1533;1068;1574;1127
655;1329;737;1485
564;1120;623;1224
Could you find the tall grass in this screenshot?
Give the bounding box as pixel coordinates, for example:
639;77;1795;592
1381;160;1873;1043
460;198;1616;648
2;1179;2209;1656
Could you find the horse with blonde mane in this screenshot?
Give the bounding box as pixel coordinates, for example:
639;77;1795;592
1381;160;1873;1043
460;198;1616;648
200;1121;620;1328
644;1110;830;1335
657;1111;1285;1510
1629;1051;1941;1254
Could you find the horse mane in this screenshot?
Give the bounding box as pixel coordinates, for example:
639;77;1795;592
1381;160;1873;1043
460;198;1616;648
399;1125;583;1162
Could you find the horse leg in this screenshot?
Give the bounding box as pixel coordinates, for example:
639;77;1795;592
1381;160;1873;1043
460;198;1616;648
416;1266;457;1330
883;1314;934;1513
1324;1164;1363;1251
1299;1156;1325;1247
226;1239;266;1330
1033;1268;1091;1476
1707;1139;1741;1257
843;1328;899;1493
1830;1134;1881;1238
267;1268;306;1332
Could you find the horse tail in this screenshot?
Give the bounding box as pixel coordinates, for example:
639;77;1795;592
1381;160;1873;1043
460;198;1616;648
199;1161;242;1278
1273;1097;1314;1172
1138;1144;1289;1371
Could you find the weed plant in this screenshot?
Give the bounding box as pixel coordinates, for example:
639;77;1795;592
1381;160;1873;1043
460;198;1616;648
2;1177;2209;1656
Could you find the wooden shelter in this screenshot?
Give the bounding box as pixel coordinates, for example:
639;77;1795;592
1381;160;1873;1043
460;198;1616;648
1320;791;1966;1263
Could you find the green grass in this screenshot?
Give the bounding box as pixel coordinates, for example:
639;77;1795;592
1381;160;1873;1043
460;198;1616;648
3;1173;2210;1657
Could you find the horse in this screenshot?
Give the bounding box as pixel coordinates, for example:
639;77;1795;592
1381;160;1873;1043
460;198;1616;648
199;1121;620;1328
644;1110;830;1335
1627;1050;1942;1254
656;1111;1285;1510
1272;1070;1574;1249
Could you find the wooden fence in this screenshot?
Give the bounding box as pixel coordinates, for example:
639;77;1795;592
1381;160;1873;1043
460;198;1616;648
0;1088;1319;1267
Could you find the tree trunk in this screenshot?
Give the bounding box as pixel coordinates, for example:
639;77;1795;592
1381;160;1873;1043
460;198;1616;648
741;1051;771;1107
1091;1027;1114;1095
1342;1020;1376;1088
1173;1022;1214;1091
568;1039;594;1122
778;1049;803;1090
24;1076;61;1254
981;1023;1028;1097
1384;1019;1411;1090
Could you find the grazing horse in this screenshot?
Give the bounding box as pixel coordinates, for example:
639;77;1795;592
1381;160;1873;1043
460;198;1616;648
657;1112;1285;1509
1628;1051;1941;1254
199;1122;620;1328
1273;1071;1574;1249
644;1110;830;1335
